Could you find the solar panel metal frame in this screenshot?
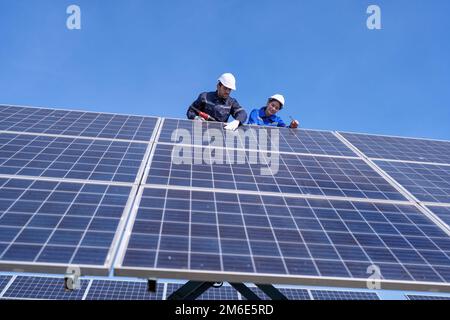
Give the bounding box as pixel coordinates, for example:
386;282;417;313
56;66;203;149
0;177;139;276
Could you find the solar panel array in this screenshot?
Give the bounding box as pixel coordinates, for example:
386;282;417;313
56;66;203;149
0;275;386;300
0;105;158;275
1;104;450;296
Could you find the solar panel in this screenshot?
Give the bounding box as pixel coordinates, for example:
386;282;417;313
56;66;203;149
2;276;89;300
0;177;133;274
406;294;450;300
0;105;158;142
0;275;12;294
375;161;450;204
146;144;405;201
85;279;164;300
340;132;450;164
165;283;239;300
159;118;356;156
246;286;311;300
310;289;379;300
0;133;148;183
115;187;450;290
277;287;311;300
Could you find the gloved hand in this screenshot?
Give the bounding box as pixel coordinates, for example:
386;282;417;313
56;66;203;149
194;116;206;122
224;120;240;131
289;120;299;129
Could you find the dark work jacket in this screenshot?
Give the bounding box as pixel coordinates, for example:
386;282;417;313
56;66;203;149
186;91;247;123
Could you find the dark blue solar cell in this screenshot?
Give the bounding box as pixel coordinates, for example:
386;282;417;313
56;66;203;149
37;246;77;263
72;247;108;265
0;213;32;226
59;216;91;230
49;230;84;246
88;218;119;232
191;254;221;270
156;251;188;269
127;234;159;250
123;250;156;267
159;236;189;252
66;204;98;217
38;202;70;215
81;232;115;247
2;244;42;261
254;257;286;273
15;228;52;244
222;255;254;273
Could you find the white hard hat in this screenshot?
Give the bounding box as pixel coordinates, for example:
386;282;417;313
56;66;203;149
270;94;285;107
218;73;236;90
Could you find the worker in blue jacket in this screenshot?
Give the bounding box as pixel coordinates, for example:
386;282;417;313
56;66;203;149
247;94;299;128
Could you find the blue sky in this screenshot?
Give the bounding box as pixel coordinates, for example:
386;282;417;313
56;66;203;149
0;0;449;140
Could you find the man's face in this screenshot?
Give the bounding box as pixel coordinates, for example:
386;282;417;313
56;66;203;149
266;99;282;116
217;83;232;99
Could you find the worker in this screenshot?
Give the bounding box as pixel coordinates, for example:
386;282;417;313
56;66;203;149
186;73;247;131
247;94;299;128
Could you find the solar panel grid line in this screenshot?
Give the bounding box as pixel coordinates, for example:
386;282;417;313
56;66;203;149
154;141;360;160
338;131;450;165
0;275;14;298
0;174;134;187
144;143;408;202
373;160;450;205
0;103;159;125
114;185;450;292
368;158;450;168
141;184;412;207
0;130;150;144
85;279;164;300
310;289;380;300
0;178;58;260
0;132;149;183
1;275;89;300
0;105;159;143
81;279;94;300
0;178;137;275
272;286;312;300
334;132;450;237
158;118;357;157
339;130;450;147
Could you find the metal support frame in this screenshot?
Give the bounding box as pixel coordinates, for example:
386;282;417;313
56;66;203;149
167;281;288;300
